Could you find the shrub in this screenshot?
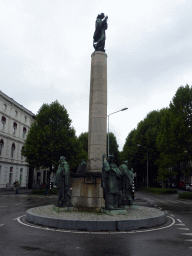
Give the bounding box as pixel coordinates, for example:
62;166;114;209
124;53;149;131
178;192;192;199
141;187;177;195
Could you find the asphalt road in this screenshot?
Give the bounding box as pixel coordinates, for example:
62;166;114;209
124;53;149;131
0;190;192;256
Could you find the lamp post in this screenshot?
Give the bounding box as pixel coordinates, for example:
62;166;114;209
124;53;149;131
137;144;149;188
107;108;128;158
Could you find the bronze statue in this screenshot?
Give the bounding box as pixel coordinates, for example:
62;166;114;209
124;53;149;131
93;13;108;52
119;161;134;206
56;156;72;207
77;159;87;173
101;154;122;209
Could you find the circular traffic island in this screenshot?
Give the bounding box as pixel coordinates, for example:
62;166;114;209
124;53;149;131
26;205;167;232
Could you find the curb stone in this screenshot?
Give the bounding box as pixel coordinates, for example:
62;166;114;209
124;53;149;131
26;206;167;232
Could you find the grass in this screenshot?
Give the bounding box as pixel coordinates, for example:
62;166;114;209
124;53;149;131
178;192;192;199
141;187;177;195
31;188;58;195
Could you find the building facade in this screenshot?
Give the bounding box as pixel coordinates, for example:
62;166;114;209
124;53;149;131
0;91;35;190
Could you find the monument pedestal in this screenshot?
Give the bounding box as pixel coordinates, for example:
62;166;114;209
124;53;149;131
53;206;74;213
101;208;128;215
71;173;105;211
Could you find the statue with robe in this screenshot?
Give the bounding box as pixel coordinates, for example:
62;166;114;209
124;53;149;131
56;156;72;207
101;154;122;209
93;13;108;52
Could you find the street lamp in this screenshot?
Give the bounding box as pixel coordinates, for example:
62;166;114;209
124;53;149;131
107;108;128;158
137;144;149;188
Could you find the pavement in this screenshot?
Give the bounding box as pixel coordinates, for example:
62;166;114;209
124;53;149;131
0;188;33;195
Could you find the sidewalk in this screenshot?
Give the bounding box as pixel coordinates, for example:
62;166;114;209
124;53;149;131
0;188;32;195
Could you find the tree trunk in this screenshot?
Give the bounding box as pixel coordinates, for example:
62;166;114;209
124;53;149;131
162;180;166;189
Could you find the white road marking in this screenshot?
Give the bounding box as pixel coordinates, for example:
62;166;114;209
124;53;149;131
176;200;192;205
154;199;169;204
174;224;185;226
13;215;26;220
0;224;4;227
181;233;192;236
178;228;190;230
185;239;192;241
144;198;154;202
16;216;175;234
164;199;178;204
177;219;182;223
170;214;174;217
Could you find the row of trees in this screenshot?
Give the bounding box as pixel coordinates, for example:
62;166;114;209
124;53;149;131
22;101;120;174
22;85;192;187
121;85;192;187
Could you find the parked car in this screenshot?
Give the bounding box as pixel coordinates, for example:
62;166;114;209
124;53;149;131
189;185;192;192
186;184;191;191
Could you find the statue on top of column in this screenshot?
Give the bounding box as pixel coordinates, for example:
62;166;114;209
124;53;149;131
93;13;108;52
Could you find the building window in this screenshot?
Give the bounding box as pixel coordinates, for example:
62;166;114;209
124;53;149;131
3;104;6;111
15;110;17;117
0;139;4;155
13;122;17;135
1;116;6;131
11;143;15;158
22;127;27;139
25;116;27;123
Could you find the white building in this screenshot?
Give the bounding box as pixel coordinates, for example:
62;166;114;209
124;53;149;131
0;90;35;190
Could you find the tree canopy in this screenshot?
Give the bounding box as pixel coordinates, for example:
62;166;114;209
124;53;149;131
122;84;192;187
22;101;85;173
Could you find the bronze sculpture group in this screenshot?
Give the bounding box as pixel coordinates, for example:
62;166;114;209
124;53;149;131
102;154;134;210
55;155;134;210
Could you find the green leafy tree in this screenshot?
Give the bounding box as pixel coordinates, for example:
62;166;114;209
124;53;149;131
122;110;163;185
107;132;120;165
156;85;192;182
156;167;178;188
22;101;85;173
78;132;88;161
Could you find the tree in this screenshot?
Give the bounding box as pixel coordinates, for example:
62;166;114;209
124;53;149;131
78;132;88;161
107;132;120;165
22;101;85;173
156;167;178;188
156;85;192;182
122;110;163;185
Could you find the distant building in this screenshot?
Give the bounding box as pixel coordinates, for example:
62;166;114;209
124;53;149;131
0;90;35;190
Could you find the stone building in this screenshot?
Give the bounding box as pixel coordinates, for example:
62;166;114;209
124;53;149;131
0;90;35;190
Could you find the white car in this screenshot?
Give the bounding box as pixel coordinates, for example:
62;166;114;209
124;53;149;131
189;185;192;192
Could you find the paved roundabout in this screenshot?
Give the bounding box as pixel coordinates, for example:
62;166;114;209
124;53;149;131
26;205;167;231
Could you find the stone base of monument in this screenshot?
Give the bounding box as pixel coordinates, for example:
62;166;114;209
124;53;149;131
26;205;168;232
101;208;128;215
53;206;74;213
121;203;138;210
71;173;104;211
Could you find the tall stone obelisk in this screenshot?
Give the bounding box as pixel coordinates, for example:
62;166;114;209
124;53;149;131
71;13;108;210
88;51;107;173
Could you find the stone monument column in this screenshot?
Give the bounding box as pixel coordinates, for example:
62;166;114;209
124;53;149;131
88;51;107;172
71;13;108;211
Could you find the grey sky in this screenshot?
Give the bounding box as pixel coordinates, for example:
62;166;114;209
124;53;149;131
0;0;192;151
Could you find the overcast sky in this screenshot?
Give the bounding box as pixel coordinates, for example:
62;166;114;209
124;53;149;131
1;0;192;151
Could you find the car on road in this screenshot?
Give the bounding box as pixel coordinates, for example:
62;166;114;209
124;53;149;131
189;185;192;192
